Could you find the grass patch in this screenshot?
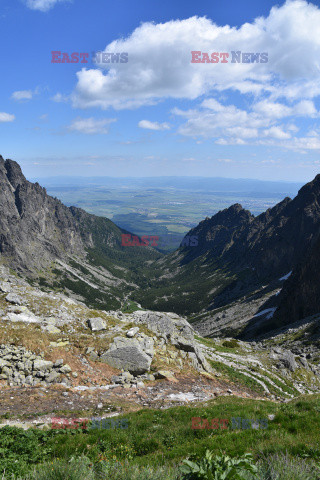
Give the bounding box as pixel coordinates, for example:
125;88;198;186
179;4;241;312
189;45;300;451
1;394;320;478
209;360;266;395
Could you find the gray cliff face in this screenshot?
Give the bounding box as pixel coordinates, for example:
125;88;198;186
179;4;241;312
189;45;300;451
275;234;320;324
0;156;159;314
0;156;86;273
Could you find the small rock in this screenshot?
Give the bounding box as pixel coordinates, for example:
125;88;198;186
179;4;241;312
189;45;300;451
87;349;98;361
45;371;60;383
155;370;175;380
111;375;124;384
59;364;72;374
50;341;69;347
53;359;64;368
42;325;61;334
126;327;139;338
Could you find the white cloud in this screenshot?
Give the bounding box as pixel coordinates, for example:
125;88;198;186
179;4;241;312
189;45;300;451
263;126;291;139
11;90;33;101
0;113;15;122
294;100;317;116
138;120;170;130
253;99;317;118
174;97;318;150
25;0;70;12
253;100;292;119
71;1;320;109
52;93;69;103
67;117;116;134
174;99;263;139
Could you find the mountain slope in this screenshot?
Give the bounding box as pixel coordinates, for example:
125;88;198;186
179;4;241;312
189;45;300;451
274;235;320;326
2;155;320;340
0;156;160;310
136;174;320;326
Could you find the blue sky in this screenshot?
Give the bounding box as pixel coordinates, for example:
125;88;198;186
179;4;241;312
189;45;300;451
1;0;320;181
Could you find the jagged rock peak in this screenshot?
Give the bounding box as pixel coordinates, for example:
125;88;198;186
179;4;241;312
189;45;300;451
4;159;26;189
296;173;320;199
199;203;253;226
0;156;27;190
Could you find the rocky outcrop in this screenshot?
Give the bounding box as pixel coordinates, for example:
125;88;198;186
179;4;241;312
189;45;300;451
0;157;84;274
108;310;212;373
100;336;154;375
274;234;320;325
0;156;160;310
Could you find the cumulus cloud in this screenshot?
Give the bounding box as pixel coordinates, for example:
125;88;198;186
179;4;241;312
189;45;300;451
253;99;317;118
71;1;320;109
0;113;15;122
263;126;291;139
67;117;116;134
25;0;70;12
174;97;318;150
138;120;170;130
11;90;33;101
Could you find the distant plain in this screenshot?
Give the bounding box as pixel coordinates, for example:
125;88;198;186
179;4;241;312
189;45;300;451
38;177;303;252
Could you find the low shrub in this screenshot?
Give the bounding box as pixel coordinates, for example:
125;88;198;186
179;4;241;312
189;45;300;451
222;340;239;349
179;451;257;479
26;456;94;480
95;459;177;479
258;452;320;480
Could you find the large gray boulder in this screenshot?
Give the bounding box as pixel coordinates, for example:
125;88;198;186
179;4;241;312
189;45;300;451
0;282;11;293
130;311;194;342
5;293;22;305
100;336;153;375
6;309;41;324
277;350;298;372
87;318;107;332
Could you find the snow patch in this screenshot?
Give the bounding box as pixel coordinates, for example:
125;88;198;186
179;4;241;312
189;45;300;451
253;308;277;319
279;271;292;281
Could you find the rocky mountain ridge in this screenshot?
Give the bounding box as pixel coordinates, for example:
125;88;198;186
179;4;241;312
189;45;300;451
0;156;160;311
2;156;320;363
135;174;320;338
